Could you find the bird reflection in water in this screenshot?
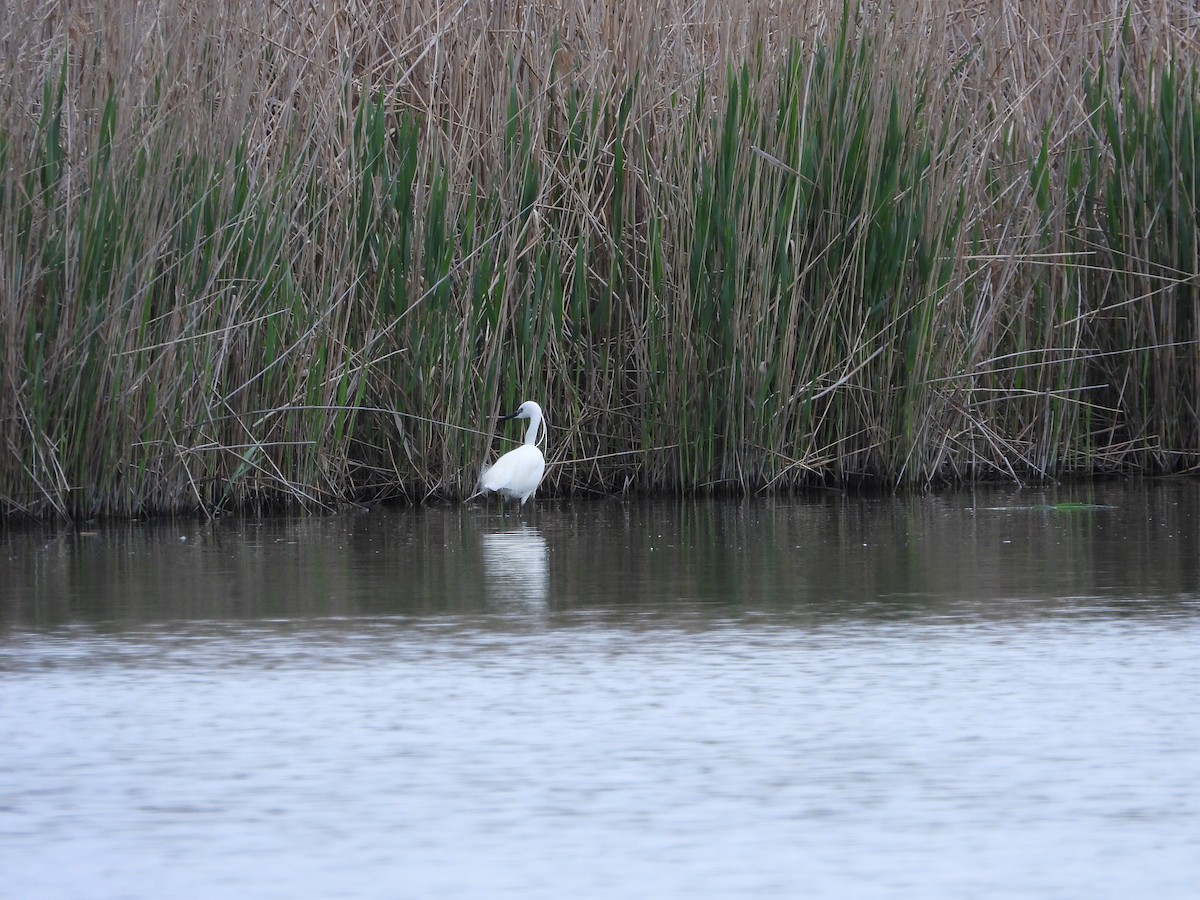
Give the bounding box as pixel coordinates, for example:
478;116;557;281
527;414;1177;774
480;524;549;606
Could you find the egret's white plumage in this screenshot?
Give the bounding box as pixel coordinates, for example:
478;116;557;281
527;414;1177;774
479;400;546;509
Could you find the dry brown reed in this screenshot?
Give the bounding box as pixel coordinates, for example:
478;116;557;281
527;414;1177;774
2;0;1199;517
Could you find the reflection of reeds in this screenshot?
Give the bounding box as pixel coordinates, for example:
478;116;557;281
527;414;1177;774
2;1;1198;518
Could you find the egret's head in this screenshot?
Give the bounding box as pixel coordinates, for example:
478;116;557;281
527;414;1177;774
503;401;542;421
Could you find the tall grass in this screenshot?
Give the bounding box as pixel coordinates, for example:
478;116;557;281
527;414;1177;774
1;0;1198;518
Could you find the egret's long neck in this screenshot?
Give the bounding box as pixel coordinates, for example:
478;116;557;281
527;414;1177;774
523;413;541;446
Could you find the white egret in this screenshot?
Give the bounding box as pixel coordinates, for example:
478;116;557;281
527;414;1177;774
479;400;546;510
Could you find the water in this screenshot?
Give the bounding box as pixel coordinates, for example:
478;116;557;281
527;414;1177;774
2;481;1199;898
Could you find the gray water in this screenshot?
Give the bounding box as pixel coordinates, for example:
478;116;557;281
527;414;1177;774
2;481;1199;898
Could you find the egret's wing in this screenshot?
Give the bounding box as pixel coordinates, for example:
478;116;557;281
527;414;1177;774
479;455;512;491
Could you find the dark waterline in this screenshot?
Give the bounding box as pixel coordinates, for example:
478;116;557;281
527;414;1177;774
4;479;1199;630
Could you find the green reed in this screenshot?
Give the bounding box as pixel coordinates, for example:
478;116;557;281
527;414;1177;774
1088;55;1200;463
1;1;1198;518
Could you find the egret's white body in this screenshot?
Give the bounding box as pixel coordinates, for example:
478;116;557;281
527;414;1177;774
479;401;546;509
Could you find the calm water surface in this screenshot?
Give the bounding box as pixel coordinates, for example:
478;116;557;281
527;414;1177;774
2;481;1199;898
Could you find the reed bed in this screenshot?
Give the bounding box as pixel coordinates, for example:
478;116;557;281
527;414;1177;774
1;0;1198;518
